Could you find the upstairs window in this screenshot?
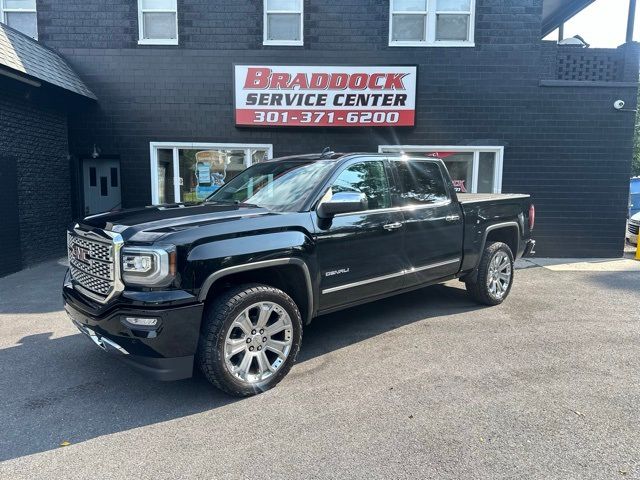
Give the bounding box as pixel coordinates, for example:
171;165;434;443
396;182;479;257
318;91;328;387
264;0;303;46
138;0;178;45
389;0;474;47
1;0;37;40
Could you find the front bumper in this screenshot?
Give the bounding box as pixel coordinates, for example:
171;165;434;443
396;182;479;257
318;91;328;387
63;270;204;381
627;222;639;246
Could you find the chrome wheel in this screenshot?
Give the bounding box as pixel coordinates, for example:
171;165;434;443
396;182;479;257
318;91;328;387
224;301;293;384
487;251;512;300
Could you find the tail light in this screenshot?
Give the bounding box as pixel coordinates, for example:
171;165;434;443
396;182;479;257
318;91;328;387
528;204;535;231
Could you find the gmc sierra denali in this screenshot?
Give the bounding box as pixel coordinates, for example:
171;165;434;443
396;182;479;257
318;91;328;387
63;151;535;397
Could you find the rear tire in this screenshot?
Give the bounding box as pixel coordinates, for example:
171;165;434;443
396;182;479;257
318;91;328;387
465;241;514;306
197;283;302;397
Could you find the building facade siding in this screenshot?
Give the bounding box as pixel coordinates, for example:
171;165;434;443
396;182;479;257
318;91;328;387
29;0;640;257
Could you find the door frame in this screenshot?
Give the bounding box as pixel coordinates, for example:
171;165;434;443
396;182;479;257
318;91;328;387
149;142;274;205
378;145;504;193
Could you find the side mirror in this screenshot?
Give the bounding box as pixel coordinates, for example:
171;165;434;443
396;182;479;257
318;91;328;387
317;192;368;219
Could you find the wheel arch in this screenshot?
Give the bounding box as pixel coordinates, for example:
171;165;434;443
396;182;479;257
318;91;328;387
198;258;314;324
462;222;520;283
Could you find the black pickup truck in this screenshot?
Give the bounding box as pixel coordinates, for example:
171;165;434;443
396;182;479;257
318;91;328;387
64;151;535;396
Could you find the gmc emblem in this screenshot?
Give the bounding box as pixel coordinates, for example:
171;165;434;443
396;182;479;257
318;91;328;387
72;245;90;264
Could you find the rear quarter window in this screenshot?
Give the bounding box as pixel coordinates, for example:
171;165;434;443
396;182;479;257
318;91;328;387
395;161;449;206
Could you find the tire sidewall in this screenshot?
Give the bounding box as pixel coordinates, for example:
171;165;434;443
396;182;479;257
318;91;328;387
202;286;303;396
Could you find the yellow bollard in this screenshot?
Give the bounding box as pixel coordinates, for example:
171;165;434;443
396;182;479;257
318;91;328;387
636;239;640;261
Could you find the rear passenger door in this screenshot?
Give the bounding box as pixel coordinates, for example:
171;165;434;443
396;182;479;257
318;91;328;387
392;159;463;286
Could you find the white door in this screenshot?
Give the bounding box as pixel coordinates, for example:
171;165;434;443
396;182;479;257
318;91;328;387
83;159;122;216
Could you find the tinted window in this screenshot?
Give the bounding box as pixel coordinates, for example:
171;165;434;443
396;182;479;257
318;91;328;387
395;160;449;205
331;161;391;210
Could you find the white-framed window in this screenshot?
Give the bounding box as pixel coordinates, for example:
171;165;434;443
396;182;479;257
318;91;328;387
263;0;303;46
378;145;503;193
1;0;37;39
389;0;475;47
150;142;273;204
138;0;178;45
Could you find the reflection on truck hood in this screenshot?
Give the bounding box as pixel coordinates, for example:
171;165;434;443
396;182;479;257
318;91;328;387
79;202;271;241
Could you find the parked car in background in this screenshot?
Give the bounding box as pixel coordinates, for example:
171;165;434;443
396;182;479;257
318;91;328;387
627;211;639;246
630;177;640;219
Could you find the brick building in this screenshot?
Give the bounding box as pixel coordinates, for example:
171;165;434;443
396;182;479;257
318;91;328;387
0;0;639;275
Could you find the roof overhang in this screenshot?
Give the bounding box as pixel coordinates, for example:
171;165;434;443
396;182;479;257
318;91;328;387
0;23;96;99
542;0;597;37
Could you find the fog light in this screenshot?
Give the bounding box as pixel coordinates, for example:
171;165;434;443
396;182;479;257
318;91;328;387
124;317;158;327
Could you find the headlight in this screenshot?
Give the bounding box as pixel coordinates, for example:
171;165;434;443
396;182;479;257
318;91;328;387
121;246;176;287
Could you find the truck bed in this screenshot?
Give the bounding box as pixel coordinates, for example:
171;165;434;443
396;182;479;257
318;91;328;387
458;193;530;204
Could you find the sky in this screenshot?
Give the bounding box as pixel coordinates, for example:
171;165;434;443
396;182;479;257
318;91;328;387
543;0;640;47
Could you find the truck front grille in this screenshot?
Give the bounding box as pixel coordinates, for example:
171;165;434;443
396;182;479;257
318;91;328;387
67;231;115;300
629;223;639;235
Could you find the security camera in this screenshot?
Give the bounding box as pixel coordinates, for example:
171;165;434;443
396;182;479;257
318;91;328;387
614;100;625;110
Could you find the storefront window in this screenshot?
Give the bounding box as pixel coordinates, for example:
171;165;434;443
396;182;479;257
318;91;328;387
378;145;503;194
151;143;273;204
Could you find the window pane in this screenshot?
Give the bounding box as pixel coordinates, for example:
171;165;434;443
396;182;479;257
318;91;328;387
4;0;36;9
110;167;119;188
436;14;469;41
141;0;176;10
89;167;97;187
267;13;301;41
436;0;470;11
392;14;426;42
100;177;108;197
396;161;448;205
393;0;427;11
178;149;246;202
477;152;496;193
143;12;177;39
266;0;301;11
5;12;37;38
156;149;175;204
251;149;269;164
331;161;391;210
441;153;473;193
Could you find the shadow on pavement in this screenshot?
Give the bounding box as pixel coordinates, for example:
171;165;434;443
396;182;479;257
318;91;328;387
0;260;67;314
0;281;484;462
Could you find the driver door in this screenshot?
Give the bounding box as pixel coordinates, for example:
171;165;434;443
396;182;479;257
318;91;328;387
312;159;407;312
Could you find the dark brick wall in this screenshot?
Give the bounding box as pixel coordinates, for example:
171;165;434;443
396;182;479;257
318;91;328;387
0;81;72;267
34;0;639;257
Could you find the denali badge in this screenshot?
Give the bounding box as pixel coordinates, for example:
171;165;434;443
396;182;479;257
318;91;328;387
325;268;350;277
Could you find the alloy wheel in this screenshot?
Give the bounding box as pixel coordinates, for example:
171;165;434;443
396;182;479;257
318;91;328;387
223;301;293;384
487;251;512;300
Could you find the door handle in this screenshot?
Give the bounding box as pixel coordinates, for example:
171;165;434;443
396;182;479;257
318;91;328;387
445;215;461;222
383;222;403;231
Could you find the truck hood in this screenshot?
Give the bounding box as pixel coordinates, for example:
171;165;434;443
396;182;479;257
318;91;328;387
78;202;272;242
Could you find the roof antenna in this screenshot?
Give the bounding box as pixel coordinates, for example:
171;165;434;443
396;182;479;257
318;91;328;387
321;147;334;158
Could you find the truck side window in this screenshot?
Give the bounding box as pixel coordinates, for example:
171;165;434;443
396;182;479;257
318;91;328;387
330;161;391;210
395;161;449;206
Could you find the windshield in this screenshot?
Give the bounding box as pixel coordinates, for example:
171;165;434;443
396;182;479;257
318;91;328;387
631;179;640;195
206;160;335;212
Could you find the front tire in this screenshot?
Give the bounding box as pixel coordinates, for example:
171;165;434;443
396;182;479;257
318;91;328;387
465;241;514;306
197;284;302;397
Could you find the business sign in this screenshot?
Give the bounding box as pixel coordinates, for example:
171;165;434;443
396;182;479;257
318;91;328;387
234;65;417;127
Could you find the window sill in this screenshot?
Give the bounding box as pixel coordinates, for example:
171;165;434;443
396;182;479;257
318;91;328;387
263;40;304;46
389;41;475;48
138;39;179;46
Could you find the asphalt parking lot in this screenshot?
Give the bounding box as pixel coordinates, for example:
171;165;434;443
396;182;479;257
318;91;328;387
0;258;639;479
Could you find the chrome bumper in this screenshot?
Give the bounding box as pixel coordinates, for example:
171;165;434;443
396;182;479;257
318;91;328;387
72;319;129;355
523;239;536;257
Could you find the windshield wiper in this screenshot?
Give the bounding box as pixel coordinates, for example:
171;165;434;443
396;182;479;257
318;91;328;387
205;199;260;208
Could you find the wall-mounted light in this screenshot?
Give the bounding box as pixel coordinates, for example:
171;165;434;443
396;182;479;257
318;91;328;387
91;144;101;159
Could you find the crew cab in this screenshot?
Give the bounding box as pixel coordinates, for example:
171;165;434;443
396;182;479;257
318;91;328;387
63;152;535;396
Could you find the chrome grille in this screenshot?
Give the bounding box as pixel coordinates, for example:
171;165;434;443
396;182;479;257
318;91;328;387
629;223;639;235
67;231;115;299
